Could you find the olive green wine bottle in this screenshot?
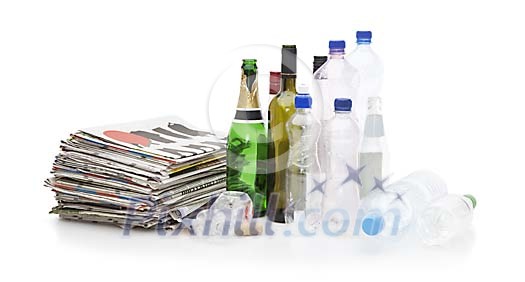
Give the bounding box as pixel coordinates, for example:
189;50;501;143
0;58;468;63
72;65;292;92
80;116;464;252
267;45;298;223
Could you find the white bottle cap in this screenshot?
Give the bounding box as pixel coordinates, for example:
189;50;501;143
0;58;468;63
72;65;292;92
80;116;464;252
298;83;309;94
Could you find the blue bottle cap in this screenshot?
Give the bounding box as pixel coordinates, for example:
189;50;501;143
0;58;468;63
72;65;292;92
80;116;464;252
362;214;384;236
357;31;372;44
295;94;312;109
334;98;352;112
329;40;346;50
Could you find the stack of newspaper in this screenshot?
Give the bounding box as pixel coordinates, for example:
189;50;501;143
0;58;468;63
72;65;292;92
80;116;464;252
45;117;226;229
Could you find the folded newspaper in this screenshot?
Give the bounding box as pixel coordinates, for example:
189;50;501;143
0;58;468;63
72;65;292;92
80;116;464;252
45;116;226;229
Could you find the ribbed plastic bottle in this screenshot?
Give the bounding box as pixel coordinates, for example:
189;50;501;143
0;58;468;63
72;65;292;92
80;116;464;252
416;194;476;246
285;88;321;226
360;171;448;237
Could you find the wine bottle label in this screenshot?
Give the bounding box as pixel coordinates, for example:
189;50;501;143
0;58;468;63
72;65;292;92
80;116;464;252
233;109;263;123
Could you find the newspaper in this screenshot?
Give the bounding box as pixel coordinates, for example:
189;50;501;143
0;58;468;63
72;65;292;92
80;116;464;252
45;116;227;229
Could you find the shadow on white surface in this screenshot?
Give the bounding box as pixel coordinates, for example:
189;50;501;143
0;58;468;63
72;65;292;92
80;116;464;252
52;217;476;268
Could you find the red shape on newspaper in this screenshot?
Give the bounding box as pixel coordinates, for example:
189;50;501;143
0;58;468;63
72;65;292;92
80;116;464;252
103;130;151;147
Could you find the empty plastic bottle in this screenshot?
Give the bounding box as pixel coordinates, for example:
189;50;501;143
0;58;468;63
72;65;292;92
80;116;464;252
360;171;448;237
347;31;384;131
314;40;360;172
416;194;476;246
322;98;361;235
285;87;322;228
359;96;390;198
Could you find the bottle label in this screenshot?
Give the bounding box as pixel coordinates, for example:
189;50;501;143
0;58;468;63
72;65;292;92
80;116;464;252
233;109;263;123
359;152;383;197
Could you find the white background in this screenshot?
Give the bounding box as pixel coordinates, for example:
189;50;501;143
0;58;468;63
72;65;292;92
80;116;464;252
1;0;523;281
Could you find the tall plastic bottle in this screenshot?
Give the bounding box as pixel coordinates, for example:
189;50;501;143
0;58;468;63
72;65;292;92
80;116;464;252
417;194;477;246
359;96;389;198
360;171;448;237
322;98;361;235
347;31;384;131
285;88;322;227
314;40;360;172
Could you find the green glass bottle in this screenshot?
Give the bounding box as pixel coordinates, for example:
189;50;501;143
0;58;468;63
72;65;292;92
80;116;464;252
227;59;267;217
267;45;298;223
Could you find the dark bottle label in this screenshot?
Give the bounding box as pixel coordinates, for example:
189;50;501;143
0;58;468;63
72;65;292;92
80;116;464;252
234;109;263;121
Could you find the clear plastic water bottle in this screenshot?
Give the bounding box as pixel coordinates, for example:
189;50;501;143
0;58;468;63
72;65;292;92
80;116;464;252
359;96;390;198
322;98;361;235
417;194;477;246
314;40;360;171
360;171;448;237
285;87;322;228
347;31;384;131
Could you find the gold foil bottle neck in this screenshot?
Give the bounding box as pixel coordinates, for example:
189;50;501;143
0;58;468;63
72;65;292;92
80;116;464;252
237;71;260;108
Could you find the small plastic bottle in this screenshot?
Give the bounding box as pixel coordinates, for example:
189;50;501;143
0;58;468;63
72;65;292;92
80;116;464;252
416;194;477;246
360;171;448;237
285;87;322;227
322;98;361;235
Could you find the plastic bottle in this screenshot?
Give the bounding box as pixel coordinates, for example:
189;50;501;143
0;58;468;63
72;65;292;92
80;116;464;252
314;40;360;172
322;98;361;235
359;96;390;198
360;171;448;237
347;31;384;131
285;87;322;227
416;194;476;246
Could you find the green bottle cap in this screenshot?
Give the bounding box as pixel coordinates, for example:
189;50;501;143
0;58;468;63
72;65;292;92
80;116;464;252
464;194;477;209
